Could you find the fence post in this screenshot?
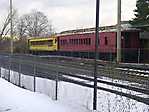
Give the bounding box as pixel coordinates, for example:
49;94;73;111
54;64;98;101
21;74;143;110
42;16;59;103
78;52;81;58
55;72;58;100
33;64;36;92
8;55;11;82
88;52;89;59
18;61;21;87
0;67;1;78
138;48;140;64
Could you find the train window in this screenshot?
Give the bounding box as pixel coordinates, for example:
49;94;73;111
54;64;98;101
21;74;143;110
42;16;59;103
105;36;108;45
48;40;53;46
70;39;72;44
79;39;81;44
76;39;79;45
69;39;72;44
69;39;80;45
71;39;73;44
84;39;86;44
60;40;63;45
30;40;53;46
60;40;62;45
74;39;76;44
64;40;67;45
88;38;91;45
61;39;67;45
30;42;34;45
73;39;75;45
74;39;75;44
62;39;68;45
85;38;87;45
72;39;74;44
74;39;78;45
81;39;83;44
86;38;91;45
83;39;86;44
31;41;38;45
55;39;57;43
86;38;88;45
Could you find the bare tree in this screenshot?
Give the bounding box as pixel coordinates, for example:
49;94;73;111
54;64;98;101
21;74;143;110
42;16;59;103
0;10;54;53
0;9;19;53
0;9;17;40
21;10;53;37
16;16;27;38
12;10;54;53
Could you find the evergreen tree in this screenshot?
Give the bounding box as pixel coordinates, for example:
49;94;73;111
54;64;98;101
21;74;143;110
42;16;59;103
130;0;149;30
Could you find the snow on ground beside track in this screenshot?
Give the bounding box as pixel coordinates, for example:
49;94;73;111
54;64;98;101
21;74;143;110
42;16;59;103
1;68;149;112
0;78;90;112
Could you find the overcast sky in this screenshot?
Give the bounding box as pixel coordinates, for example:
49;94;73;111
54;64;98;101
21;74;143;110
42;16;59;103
0;0;137;32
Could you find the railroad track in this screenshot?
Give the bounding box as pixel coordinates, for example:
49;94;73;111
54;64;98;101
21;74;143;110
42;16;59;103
0;54;148;87
0;54;149;105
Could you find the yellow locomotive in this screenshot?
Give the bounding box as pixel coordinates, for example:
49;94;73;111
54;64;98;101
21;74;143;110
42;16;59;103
28;36;58;52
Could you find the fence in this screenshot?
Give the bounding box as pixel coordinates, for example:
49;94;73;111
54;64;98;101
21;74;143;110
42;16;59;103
0;54;149;111
28;48;149;64
1;47;149;63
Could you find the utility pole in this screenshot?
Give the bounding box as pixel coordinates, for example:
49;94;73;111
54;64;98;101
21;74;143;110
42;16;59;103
93;0;100;111
117;0;121;62
10;0;13;54
8;0;13;82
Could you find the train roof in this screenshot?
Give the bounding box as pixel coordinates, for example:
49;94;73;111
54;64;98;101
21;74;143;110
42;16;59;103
28;35;56;40
58;22;140;36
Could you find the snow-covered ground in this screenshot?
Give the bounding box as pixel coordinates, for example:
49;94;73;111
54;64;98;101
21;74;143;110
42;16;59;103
0;68;149;112
0;78;90;112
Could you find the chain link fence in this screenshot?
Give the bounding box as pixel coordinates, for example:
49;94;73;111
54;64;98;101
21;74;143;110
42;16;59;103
0;53;148;111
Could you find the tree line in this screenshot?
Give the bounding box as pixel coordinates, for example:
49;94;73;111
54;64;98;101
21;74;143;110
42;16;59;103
130;0;149;31
0;9;54;53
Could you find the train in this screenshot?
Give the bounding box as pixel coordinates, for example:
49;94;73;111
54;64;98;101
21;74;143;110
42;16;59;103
28;24;148;63
28;36;58;52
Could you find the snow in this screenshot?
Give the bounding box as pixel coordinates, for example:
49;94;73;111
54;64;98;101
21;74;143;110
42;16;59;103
0;67;149;112
0;78;90;112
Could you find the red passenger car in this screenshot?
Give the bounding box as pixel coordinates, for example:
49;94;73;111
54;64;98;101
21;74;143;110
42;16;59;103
58;32;117;53
57;28;140;62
